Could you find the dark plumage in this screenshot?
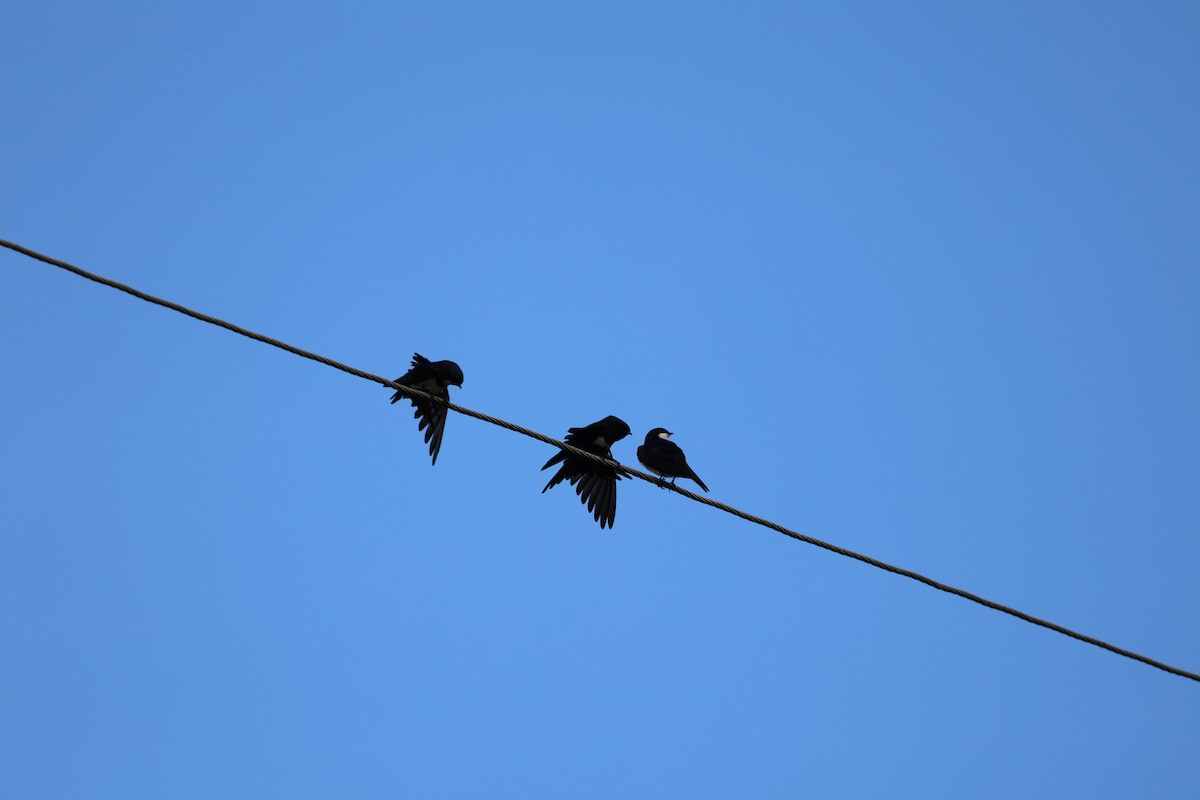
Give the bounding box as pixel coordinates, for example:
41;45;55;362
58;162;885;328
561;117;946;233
389;353;464;465
636;428;709;492
541;415;632;529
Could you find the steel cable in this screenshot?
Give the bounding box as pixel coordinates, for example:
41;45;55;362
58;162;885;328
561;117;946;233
4;236;1197;684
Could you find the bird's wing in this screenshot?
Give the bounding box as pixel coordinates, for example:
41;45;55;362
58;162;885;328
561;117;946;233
541;448;569;472
542;460;572;493
684;465;709;493
574;467;617;529
411;389;449;465
661;441;687;471
670;443;709;492
390;361;433;404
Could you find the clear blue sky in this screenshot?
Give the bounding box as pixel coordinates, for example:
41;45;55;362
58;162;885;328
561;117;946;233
3;2;1199;797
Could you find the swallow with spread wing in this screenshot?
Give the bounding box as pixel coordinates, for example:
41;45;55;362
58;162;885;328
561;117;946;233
541;415;632;529
389;353;464;465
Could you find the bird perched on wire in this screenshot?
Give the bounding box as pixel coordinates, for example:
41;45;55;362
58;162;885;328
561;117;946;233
637;428;709;492
541;415;632;529
389;353;464;465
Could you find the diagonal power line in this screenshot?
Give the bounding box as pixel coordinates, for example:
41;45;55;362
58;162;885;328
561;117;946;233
4;236;1198;684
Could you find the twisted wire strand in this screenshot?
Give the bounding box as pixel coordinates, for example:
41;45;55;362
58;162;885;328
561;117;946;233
4;236;1197;684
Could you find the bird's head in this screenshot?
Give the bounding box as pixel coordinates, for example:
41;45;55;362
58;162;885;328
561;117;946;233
439;361;465;388
600;416;632;444
645;427;672;442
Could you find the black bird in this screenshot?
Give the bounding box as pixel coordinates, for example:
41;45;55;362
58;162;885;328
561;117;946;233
389;353;464;465
541;415;632;529
637;428;709;492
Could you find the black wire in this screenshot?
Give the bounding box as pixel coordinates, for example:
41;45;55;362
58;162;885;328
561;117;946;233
4;236;1198;684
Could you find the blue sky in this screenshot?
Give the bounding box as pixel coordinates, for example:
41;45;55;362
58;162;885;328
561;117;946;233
3;2;1199;797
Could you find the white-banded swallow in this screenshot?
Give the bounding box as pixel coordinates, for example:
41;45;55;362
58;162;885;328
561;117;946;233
541;415;632;529
389;353;464;465
637;428;709;492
